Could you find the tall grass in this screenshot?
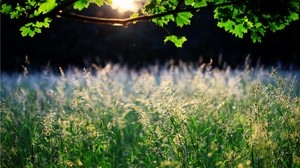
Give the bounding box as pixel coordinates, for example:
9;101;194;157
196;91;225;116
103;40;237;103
1;64;299;167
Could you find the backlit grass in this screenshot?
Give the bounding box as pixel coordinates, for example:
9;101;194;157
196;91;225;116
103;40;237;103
1;65;300;167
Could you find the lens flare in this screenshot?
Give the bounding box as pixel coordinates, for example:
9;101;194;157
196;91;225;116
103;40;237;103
111;0;142;13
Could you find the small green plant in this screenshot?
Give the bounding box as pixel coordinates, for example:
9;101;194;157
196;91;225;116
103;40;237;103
1;65;299;167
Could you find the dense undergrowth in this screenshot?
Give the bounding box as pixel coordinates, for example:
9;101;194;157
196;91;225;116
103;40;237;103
1;64;300;167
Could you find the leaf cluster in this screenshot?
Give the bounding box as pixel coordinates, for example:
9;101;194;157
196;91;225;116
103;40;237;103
1;0;60;36
1;0;109;36
214;0;300;42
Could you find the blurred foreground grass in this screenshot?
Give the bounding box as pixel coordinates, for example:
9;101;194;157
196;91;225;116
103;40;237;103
1;65;300;167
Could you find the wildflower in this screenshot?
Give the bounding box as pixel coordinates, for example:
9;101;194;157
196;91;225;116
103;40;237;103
64;147;68;153
66;160;73;167
77;159;83;166
215;161;223;166
225;150;236;161
210;141;218;152
246;160;251;166
11;147;17;156
291;132;299;143
160;160;181;168
238;163;244;168
207;152;213;158
293;154;300;165
160;160;173;167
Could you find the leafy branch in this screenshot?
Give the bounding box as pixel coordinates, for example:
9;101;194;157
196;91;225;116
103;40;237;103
54;1;237;47
57;2;236;26
2;0;299;46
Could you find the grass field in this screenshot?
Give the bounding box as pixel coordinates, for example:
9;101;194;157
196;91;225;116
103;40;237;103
1;64;300;167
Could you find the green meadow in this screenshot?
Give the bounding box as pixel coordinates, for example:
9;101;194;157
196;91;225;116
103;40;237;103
1;65;299;167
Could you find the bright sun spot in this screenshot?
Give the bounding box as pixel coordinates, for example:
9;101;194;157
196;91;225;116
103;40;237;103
111;0;142;13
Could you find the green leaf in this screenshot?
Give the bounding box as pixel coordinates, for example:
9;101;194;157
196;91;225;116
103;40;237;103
1;4;12;14
232;23;247;38
290;12;299;21
34;28;42;33
91;0;104;6
243;17;253;28
19;18;52;37
20;25;35;37
194;0;207;8
153;18;168;27
165;14;175;22
175;12;193;27
130;12;139;18
153;14;175;27
36;18;52;28
38;0;57;14
73;0;90;10
185;0;194;6
207;0;225;4
269;22;277;32
170;0;178;6
164;35;187;48
44;18;51;28
217;20;248;38
217;19;235;31
27;0;37;7
251;32;262;43
10;11;20;19
269;22;285;32
130;12;139;24
104;0;113;5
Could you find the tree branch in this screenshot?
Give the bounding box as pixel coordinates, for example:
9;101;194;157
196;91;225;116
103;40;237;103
57;2;237;26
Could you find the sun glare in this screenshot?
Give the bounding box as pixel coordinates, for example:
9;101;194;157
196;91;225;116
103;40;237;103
111;0;142;13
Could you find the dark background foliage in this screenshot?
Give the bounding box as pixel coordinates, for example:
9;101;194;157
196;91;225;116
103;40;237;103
1;5;300;72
